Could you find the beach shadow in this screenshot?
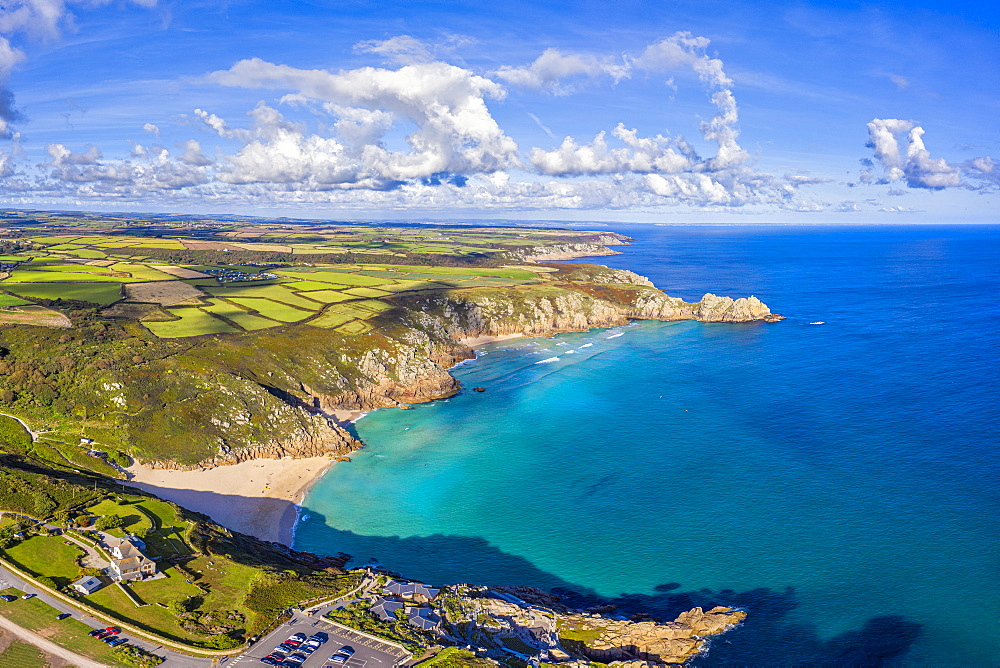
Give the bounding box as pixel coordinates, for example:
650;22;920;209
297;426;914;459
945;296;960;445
111;482;925;666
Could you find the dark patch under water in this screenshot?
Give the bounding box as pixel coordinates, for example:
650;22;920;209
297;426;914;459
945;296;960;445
297;225;1000;666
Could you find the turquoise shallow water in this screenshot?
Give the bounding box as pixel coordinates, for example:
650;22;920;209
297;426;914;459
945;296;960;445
297;225;1000;666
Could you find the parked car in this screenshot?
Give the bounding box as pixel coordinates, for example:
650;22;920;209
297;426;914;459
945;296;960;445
21;593;35;599
93;631;111;640
0;595;15;602
299;644;315;655
55;613;71;620
108;637;128;647
259;659;281;666
87;628;103;637
288;633;306;642
308;632;328;643
104;626;120;633
329;646;355;663
284;639;301;648
101;634;119;644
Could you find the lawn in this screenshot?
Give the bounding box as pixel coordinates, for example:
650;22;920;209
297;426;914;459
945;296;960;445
131;500;191;557
0;588;121;665
86;500;153;534
86;579;199;644
143;308;237;338
225;298;315;323
3;536;84;587
2;282;123;304
184;555;259;611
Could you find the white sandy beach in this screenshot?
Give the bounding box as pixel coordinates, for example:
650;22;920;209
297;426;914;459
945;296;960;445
127;457;337;546
459;333;524;348
124;336;524;547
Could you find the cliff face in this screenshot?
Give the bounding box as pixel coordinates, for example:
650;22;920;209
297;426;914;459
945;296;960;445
107;267;781;468
568;606;747;664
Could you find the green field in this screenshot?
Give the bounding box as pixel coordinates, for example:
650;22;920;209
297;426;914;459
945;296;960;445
225;298;314;323
336;321;371;335
0;294;30;307
142;308;237;338
278;280;333;291
306;311;355;329
0;638;47;667
274;269;390;286
0;589;121;665
205;283;324;309
343;287;392;298
291;289;353;304
109;263;177;281
2;282;123;304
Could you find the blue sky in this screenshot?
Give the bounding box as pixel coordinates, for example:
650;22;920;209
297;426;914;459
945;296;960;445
0;0;996;222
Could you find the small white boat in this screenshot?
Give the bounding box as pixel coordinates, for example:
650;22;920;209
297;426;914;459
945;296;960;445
809;321;825;325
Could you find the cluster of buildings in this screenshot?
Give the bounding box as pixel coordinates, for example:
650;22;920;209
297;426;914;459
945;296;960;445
204;268;278;283
71;535;158;596
369;579;442;630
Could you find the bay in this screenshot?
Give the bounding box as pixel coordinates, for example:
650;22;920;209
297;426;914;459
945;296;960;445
297;224;1000;665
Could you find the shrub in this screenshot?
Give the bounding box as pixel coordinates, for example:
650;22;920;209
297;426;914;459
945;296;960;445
95;515;125;531
113;644;164;667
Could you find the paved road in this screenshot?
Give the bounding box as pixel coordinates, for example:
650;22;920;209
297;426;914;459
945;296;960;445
0;564;404;668
0;563;216;667
224;611;409;668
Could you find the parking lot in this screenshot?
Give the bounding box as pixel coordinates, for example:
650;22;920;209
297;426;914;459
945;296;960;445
225;613;409;668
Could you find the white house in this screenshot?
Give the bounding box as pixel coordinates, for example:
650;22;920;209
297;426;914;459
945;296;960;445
106;536;156;581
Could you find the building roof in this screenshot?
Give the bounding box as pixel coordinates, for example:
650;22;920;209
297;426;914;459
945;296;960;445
72;576;103;593
407;607;441;630
369;598;405;622
381;580;441;600
115;556;143;571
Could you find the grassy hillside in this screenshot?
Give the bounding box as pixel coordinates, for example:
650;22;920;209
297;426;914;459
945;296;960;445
0;455;358;644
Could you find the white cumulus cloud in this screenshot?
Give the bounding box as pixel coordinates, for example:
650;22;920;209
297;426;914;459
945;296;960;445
207;58;520;187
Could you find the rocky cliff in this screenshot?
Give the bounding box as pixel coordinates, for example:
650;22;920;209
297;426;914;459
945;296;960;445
72;265;781;468
565;606;747;664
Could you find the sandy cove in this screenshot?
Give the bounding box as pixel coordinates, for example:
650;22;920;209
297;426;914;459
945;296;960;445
126;457;336;546
124;337;522;547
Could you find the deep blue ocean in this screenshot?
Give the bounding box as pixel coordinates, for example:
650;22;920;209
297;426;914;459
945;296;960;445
296;225;1000;666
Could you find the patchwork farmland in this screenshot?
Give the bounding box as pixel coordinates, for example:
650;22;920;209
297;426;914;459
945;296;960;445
0;222;579;338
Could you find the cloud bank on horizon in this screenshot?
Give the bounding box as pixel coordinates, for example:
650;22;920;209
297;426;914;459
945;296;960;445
0;0;996;220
